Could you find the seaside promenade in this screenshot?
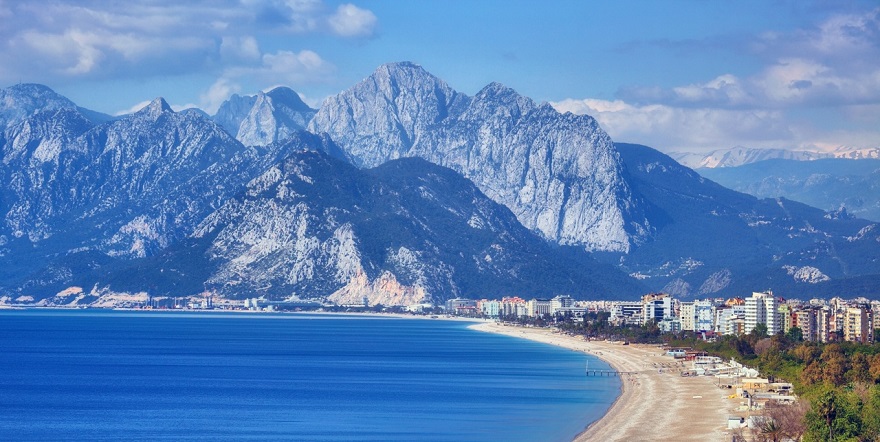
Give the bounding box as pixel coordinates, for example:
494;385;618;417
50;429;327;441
471;322;735;442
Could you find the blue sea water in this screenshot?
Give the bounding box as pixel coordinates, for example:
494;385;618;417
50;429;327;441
0;310;619;441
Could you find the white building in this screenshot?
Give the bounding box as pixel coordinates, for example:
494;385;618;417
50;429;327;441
716;305;746;336
642;294;673;325
695;299;718;332
550;295;574;315
527;298;553;318
680;302;696;331
610;301;643;326
478;299;500;318
745;291;779;335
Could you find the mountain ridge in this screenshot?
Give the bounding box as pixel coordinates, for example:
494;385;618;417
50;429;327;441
1;72;879;303
309;62;651;253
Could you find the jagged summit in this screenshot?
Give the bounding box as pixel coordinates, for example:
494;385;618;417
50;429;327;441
212;87;316;146
138;97;174;119
265;87;312;112
310;62;648;252
7;83;66;97
372;61;426;78
0;83;78;127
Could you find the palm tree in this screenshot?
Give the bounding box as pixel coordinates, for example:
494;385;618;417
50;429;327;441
759;418;782;442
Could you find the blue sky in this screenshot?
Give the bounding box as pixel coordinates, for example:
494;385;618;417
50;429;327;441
1;0;878;152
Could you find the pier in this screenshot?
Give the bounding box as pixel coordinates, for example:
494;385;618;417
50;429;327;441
585;369;638;377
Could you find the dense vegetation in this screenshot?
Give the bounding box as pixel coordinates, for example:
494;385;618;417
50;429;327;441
518;313;880;441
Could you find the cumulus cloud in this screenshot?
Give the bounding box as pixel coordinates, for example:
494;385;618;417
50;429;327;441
328;3;377;37
551;99;794;152
199;78;243;115
0;0;375;85
196;49;333;114
621;8;880;110
560;7;880;153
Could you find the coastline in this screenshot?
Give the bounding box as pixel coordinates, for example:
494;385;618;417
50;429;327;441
470;322;735;442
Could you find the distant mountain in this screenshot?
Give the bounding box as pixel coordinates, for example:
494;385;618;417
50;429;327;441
17;150;646;304
670;146;880;169
0;83;642;304
2;75;879;304
0;83;111;128
698;158;880;222
309;62;651;253
185;150;644;303
213;87;316;146
0;85;337;297
616;143;880;299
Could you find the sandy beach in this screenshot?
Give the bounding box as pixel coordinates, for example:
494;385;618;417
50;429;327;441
471;322;737;442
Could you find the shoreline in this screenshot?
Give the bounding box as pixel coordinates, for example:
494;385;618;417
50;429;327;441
470;322;735;442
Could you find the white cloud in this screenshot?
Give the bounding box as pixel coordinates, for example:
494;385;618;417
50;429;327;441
552;96;880;153
199;78;242;115
328;3;377;37
552;98;797;152
114;100;152;116
591;8;880;152
225;49;334;84
220;36;261;62
0;1;375;84
196;49;333;114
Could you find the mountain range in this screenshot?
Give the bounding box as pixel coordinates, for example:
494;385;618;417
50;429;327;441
1;62;878;305
671;146;880;169
698;158;880;223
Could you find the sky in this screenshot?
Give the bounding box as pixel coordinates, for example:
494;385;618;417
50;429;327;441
1;0;878;153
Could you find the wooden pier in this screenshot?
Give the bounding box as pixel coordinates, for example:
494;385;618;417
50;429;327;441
585;369;638;377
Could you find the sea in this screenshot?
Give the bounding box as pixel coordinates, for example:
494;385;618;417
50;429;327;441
0;310;620;441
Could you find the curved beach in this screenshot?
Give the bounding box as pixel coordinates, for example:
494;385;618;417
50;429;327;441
470;322;734;442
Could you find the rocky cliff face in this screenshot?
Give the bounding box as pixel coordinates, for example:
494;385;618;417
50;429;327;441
213;87;316;146
188;150;644;303
309;62;650;252
0;85;339;295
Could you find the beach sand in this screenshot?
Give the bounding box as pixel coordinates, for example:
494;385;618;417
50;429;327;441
471;322;738;442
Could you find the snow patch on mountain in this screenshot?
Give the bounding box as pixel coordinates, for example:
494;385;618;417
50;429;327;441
783;265;831;283
671;146;880;169
699;269;732;294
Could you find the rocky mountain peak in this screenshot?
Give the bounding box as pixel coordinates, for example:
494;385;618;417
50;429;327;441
212;87;316;147
310;62;649;252
139;97;174;119
1;83;78;128
265;87;312;112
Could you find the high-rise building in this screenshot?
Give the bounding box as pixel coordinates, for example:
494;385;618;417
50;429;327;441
527;298;553;318
642;293;673;325
679;302;695;331
550;295;574;315
695;299;718;332
844;306;874;344
744;291;779;335
792;307;819;341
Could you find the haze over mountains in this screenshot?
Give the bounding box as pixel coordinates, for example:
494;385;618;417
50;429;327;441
1;62;878;306
671;146;880;169
699;159;880;223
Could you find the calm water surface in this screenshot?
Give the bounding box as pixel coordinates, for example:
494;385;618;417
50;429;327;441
0;310;619;441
